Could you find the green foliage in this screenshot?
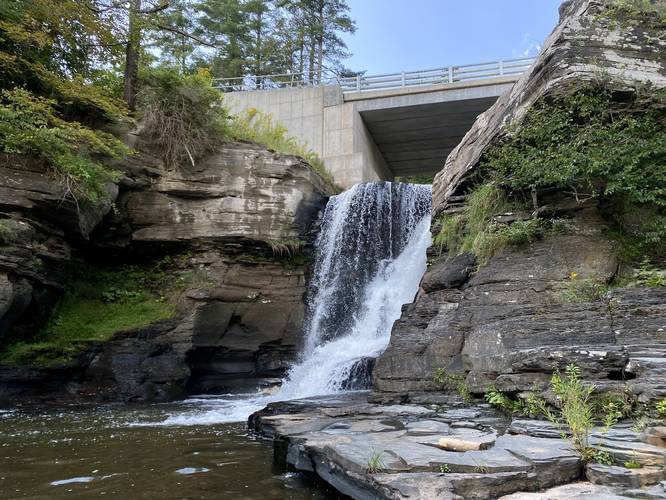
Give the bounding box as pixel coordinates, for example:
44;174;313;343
624;460;642;469
602;0;666;29
367;450;385;474
438;464;450;473
433;367;471;402
483;86;666;257
0;258;197;367
539;364;615;463
0;219;16;244
585;449;614;466
138;67;229;167
229;108;339;192
594;392;635;431
0;88;127;202
656;398;666;417
0;1;127;122
561;274;611;303
433;182;567;263
632;260;666;288
484;388;543;418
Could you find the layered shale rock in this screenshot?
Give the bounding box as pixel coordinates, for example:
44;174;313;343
0;140;331;402
373;0;666;406
250;393;666;499
432;0;666;214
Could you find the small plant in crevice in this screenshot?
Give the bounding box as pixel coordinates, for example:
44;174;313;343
484;388;542;418
367;450;385;474
624;451;643;469
0;219;17;245
561;272;611;303
438;464;450;473
656;398;666;418
433;368;471;402
267;239;306;257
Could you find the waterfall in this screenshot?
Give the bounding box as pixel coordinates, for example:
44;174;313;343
279;182;431;398
153;182;431;425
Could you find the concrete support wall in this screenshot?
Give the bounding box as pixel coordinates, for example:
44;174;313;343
222;76;519;189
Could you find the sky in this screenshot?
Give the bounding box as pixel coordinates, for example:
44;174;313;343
342;0;563;75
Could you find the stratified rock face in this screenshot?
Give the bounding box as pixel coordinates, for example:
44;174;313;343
0;155;117;337
374;0;666;403
432;0;666;214
96;140;330;249
0;140;330;402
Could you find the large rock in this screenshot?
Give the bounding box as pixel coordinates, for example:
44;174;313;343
432;0;666;214
0;140;331;402
95;140;330;250
250;393;666;500
373;0;666;404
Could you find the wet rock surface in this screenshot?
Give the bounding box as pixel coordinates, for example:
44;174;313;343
250;393;666;500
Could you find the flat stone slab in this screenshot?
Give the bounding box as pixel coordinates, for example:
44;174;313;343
249;393;666;499
500;481;633;499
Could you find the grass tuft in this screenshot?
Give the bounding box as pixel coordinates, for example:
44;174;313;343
229;108;339;193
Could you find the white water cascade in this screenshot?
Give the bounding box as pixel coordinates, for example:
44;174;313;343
155;182;431;425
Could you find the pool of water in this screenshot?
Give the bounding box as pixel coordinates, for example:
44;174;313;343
0;404;339;499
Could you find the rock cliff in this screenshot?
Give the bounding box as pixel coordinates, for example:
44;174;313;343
373;0;666;406
0;139;331;402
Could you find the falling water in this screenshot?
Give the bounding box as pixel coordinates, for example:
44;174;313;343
153;182;431;425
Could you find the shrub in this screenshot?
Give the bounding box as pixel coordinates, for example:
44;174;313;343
0;88;127;202
138;68;229;168
433;182;567;263
561;273;611;303
483;85;666;257
433;367;471;402
484;388;542;418
229;108;339;192
537;364;609;463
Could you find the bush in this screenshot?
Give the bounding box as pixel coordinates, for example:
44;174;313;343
229;108;339;192
433;182;566;263
138;67;229;168
0;88;127;202
483;85;666;257
561;273;611;303
433;367;471;401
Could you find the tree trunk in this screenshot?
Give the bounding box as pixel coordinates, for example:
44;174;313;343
123;0;142;111
316;0;324;84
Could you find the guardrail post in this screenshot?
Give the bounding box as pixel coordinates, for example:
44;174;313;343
356;74;361;91
401;71;406;87
448;66;453;83
499;60;504;76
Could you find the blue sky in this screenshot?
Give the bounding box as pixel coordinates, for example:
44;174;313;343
342;0;563;74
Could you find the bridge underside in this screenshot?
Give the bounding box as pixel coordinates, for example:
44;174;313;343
360;96;497;178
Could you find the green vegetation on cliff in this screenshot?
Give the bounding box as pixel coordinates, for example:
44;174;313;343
435;84;666;265
0;257;200;367
229;108;338;192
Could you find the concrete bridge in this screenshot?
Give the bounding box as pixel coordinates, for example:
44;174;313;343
220;58;535;188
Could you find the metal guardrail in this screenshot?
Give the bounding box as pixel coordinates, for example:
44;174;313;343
212;57;536;94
